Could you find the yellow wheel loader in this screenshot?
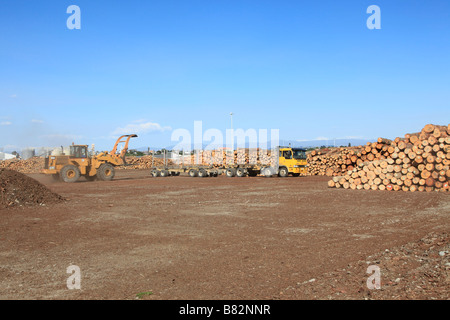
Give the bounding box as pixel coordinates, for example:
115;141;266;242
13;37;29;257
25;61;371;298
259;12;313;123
43;134;137;183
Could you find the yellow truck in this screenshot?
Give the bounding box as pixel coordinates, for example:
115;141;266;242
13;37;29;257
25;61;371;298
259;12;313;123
277;146;308;177
223;146;307;177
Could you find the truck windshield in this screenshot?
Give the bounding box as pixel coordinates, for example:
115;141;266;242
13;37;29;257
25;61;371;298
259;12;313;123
293;149;306;160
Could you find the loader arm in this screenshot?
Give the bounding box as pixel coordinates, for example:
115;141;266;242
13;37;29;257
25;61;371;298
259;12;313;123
109;134;138;162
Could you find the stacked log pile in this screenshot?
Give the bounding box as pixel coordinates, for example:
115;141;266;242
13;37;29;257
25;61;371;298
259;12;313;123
307;147;363;176
0;157;45;174
307;139;411;176
327;124;450;192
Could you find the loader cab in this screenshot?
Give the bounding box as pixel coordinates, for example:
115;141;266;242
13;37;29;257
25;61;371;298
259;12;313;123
70;145;88;158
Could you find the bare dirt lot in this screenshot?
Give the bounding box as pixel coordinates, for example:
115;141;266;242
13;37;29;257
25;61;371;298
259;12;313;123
0;170;449;300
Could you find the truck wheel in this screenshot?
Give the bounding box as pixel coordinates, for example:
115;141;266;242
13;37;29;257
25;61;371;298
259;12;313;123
151;169;161;177
97;163;115;181
226;168;236;177
278;167;289;177
198;168;208;177
189;169;198;177
160;170;169;177
60;165;81;183
262;167;273;177
236;168;246;177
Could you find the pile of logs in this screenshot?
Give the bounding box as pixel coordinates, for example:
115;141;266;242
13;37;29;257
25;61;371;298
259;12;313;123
327;124;450;192
0;157;45;174
307;147;363;176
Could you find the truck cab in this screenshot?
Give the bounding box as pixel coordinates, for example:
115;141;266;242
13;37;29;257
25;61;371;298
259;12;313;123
278;147;308;177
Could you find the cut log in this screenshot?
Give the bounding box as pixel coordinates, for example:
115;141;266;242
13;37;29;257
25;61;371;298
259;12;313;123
422;124;435;134
421;170;431;179
425;178;435;187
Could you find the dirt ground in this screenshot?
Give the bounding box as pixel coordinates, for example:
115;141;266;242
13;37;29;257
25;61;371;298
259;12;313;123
0;170;449;300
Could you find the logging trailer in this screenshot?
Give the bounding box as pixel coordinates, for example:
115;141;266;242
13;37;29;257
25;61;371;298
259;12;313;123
150;146;308;178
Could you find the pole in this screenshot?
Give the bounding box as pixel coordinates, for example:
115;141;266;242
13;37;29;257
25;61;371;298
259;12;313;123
230;112;233;131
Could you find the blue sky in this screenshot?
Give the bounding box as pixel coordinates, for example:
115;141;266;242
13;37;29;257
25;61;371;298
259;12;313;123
1;0;449;152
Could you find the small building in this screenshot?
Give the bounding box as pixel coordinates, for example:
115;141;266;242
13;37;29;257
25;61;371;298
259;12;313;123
0;152;17;160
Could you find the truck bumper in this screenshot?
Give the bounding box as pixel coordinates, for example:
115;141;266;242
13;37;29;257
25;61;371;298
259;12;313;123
292;166;308;174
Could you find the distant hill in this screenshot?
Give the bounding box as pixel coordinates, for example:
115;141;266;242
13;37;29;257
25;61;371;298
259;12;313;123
131;138;375;152
282;138;375;149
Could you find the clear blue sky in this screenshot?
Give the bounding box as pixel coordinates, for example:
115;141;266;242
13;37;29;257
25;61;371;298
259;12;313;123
1;0;449;151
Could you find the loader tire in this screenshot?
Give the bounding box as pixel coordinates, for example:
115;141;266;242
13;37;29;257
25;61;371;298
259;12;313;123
97;163;115;181
60;165;81;183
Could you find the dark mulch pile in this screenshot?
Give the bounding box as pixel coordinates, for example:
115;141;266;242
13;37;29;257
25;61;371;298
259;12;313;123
0;169;64;209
